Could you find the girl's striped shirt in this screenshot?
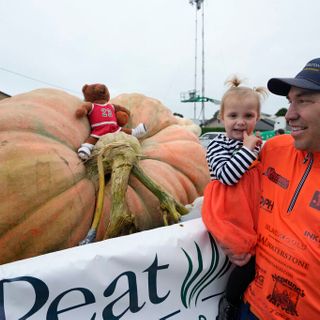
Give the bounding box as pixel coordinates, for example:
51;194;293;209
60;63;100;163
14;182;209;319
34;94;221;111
206;134;261;185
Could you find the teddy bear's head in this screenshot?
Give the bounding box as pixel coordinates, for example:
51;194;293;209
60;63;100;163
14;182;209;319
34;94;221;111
82;83;110;104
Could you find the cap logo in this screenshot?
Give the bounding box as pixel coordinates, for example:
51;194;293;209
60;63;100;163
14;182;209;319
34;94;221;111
304;62;320;72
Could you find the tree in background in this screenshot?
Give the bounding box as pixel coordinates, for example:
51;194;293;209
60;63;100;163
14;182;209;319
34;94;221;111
275;107;287;117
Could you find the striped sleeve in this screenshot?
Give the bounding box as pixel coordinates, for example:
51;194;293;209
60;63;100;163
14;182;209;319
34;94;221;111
206;136;258;185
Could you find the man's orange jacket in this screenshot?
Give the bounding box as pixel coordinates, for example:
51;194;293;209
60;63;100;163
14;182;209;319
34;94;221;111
245;135;320;319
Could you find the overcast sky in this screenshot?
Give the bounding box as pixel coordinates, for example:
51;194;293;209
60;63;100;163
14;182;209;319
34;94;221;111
1;0;319;121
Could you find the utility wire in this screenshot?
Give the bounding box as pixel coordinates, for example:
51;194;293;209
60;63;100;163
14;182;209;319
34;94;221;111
0;66;80;95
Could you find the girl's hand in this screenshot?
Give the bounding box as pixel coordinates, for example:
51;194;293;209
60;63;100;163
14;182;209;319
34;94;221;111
228;252;252;266
243;131;262;151
218;242;252;266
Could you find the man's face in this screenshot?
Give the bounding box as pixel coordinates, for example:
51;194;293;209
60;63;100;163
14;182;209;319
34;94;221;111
285;87;320;151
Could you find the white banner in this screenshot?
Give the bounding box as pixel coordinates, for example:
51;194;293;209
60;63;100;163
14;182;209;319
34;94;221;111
0;218;232;320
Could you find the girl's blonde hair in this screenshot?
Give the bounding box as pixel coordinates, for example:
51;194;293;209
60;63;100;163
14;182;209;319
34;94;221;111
219;75;268;119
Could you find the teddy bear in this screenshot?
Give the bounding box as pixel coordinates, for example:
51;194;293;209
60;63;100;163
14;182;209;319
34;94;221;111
76;83;147;160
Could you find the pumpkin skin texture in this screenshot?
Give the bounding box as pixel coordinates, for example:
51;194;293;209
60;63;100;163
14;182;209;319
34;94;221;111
0;89;210;264
0;88;95;264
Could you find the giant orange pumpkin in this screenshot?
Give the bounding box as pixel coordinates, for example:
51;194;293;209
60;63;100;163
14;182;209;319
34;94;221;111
0;89;210;264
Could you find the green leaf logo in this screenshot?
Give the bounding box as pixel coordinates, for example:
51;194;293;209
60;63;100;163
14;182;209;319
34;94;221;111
180;232;231;308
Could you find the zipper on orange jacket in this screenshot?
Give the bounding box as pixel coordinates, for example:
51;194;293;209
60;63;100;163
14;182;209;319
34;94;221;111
287;152;313;213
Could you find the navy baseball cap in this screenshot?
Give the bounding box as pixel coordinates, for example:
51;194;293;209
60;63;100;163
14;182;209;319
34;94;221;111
267;58;320;96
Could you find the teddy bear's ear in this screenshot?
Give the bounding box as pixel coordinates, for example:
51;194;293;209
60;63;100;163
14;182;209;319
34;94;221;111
82;84;88;93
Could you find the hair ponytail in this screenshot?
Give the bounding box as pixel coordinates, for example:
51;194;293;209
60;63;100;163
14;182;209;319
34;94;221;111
219;75;268;119
224;75;243;88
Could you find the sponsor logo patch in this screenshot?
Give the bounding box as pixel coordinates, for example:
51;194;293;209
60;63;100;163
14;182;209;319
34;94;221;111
267;274;305;317
263;167;289;189
310;191;320;210
254;264;265;288
260;196;274;212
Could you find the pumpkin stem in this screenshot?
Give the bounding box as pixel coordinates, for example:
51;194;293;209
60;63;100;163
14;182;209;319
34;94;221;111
104;156;136;239
131;164;189;225
79;154;105;245
85;132;189;240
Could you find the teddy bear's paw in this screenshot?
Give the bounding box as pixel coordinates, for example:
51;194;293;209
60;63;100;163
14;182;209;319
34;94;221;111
132;123;147;139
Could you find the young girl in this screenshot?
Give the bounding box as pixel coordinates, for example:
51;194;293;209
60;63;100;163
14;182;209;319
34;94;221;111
202;76;267;320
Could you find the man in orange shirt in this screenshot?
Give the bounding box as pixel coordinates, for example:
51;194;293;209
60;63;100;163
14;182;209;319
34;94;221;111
220;58;320;320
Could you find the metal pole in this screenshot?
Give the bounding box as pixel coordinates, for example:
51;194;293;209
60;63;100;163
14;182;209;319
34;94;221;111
193;5;198;120
201;2;205;122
